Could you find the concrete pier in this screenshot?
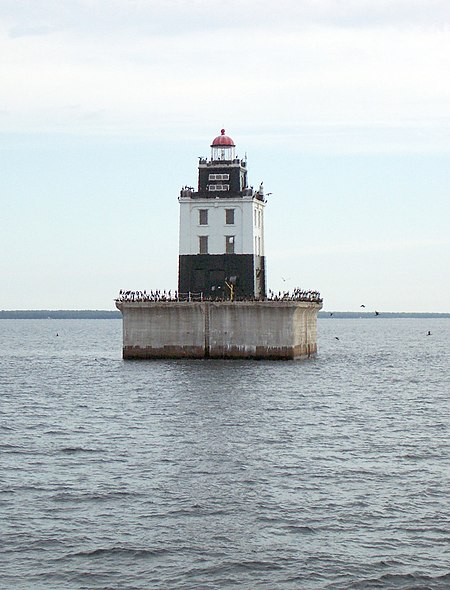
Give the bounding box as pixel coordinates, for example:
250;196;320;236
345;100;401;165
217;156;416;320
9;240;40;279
116;300;322;360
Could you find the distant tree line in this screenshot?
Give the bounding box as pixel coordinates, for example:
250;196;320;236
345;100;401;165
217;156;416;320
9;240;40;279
318;311;450;319
0;310;122;319
0;310;448;320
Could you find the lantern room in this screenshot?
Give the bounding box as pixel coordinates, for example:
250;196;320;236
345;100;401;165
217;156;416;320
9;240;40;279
211;129;236;161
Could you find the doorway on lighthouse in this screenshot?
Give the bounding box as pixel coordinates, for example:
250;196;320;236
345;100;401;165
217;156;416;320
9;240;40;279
193;269;206;291
209;270;226;298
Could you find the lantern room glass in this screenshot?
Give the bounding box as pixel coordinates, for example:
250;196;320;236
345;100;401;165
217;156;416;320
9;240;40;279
211;145;235;161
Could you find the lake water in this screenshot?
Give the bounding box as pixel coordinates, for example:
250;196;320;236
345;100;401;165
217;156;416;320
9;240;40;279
1;318;449;589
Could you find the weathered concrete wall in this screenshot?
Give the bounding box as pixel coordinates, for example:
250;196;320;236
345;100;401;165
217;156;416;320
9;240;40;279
116;300;322;360
120;302;206;358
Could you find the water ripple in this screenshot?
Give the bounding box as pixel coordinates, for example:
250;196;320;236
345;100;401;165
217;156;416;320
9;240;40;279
1;318;449;589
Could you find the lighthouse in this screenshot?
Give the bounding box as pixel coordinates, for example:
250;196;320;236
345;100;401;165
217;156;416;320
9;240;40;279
178;129;266;300
115;129;322;359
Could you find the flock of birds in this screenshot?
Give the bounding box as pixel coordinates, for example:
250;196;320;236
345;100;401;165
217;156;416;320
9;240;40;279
331;305;432;341
116;288;323;303
267;288;322;302
117;289;177;302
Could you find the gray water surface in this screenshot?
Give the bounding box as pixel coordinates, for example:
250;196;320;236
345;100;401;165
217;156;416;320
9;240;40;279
1;318;449;589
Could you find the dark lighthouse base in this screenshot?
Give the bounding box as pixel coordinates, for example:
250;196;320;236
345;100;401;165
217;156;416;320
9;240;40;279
178;254;266;300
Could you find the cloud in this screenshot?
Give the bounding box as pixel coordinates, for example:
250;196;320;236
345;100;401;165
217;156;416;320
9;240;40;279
1;0;450;39
0;1;449;153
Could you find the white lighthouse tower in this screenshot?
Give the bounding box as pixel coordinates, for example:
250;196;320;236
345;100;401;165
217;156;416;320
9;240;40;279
178;129;266;299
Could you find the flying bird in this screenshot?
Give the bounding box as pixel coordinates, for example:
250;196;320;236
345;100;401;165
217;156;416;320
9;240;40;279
375;311;380;316
360;304;366;308
334;336;340;341
427;331;432;336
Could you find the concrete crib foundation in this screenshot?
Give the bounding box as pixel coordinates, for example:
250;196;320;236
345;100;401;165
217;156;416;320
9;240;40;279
116;300;322;360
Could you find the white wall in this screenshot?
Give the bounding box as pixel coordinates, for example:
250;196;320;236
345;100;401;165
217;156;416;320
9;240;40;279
179;195;265;256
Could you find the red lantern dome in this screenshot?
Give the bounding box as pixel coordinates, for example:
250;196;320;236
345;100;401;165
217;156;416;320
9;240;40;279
211;129;235;147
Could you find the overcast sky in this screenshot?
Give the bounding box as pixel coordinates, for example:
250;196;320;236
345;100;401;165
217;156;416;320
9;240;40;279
1;0;449;311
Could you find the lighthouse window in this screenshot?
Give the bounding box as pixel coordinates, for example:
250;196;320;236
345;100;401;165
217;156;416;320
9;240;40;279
225;236;235;254
199;209;208;225
199;236;208;254
208;184;229;191
225;209;235;225
209;173;229;181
